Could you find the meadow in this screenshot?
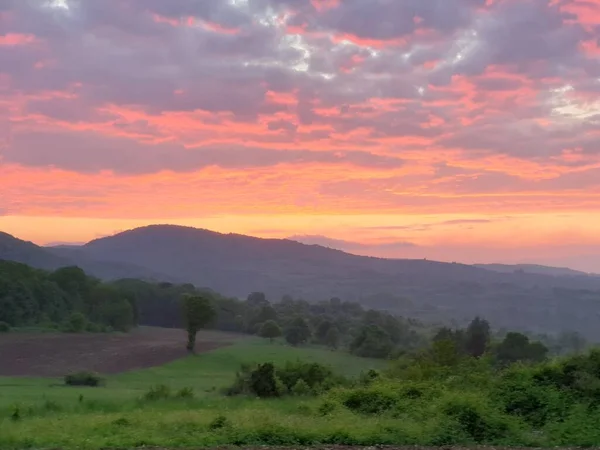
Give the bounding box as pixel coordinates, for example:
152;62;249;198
0;331;390;449
2;328;600;449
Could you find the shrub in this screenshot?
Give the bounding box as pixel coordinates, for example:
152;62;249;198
63;312;87;333
359;369;381;386
0;321;11;333
494;366;571;427
64;371;103;387
226;361;346;398
291;379;312;396
441;395;514;444
318;400;337;416
342;386;398;414
143;384;171;401
208;415;230;431
277;361;345;392
176;387;194;399
112;417;131;427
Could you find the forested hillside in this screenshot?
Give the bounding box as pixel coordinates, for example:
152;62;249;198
0;261;136;332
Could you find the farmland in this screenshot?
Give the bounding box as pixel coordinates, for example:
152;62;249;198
1;327;600;448
0;327;237;377
0;328;388;450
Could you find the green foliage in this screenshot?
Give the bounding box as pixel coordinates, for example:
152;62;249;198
350;324;393;358
291;379;312;396
0;321;10;332
284;316;311;346
464;316;491;358
175;387;194;399
342;384;398;414
258;320;282;342
227;360;346;398
440;394;515;443
63;312;87;333
181;294;216;352
0;261;137;331
208;415;230;431
494;332;549;365
143;384;171;401
64;371;103;387
249;363;283;398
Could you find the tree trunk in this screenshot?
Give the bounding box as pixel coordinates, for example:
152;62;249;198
186;329;197;353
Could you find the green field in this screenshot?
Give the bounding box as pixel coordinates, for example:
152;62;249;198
0;337;385;406
0;336;391;449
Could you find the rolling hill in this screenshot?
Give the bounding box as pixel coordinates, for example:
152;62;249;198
2;224;600;338
0;231;171;282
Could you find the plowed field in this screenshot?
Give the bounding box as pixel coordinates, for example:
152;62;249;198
0;327;237;376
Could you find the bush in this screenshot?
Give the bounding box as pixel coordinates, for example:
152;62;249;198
0;322;10;333
318;400;337;416
63;312;87;333
143;384;171;401
64;371;103;387
208;415;230;431
176;387;194;399
441;395;515;444
249;363;284;398
225;361;346;398
359;369;381;386
277;361;345;392
494;366;571;427
291;379;312;396
342;385;398;414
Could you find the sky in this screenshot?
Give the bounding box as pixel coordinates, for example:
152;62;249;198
1;0;600;271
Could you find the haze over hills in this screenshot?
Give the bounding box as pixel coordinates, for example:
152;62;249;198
0;231;174;282
2;224;600;338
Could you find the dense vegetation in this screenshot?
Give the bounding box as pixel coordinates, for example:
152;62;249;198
0;261;136;332
2;333;600;448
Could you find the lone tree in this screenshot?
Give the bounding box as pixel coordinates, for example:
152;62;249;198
258;320;282;343
465;316;491;358
284;316;311;346
181;294;216;352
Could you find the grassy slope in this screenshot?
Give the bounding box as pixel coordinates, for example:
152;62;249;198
0;336;391;450
0;337;385;407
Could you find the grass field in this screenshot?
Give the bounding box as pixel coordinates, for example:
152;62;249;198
0;333;386;407
0;330;390;449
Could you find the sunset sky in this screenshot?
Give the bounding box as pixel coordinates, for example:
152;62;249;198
1;0;600;271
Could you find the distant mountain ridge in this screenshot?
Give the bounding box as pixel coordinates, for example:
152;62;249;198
2;224;600;338
475;263;593;277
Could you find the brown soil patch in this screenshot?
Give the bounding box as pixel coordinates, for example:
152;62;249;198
0;327;239;377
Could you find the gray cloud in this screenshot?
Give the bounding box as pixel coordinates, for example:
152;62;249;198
1;0;598;175
4;130;405;174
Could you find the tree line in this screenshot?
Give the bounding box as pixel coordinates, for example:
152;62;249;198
0;261;136;332
1;261;588;361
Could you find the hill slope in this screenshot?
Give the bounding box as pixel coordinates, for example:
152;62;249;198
77;225;600;338
0;232;71;270
0;231;171;282
475;263;593;277
3;225;600;338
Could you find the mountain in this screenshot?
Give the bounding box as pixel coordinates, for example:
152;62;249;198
0;231;71;270
3;225;600;339
0;231;171;282
75;225;600;338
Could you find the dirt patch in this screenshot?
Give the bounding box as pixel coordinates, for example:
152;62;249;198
0;327;239;377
